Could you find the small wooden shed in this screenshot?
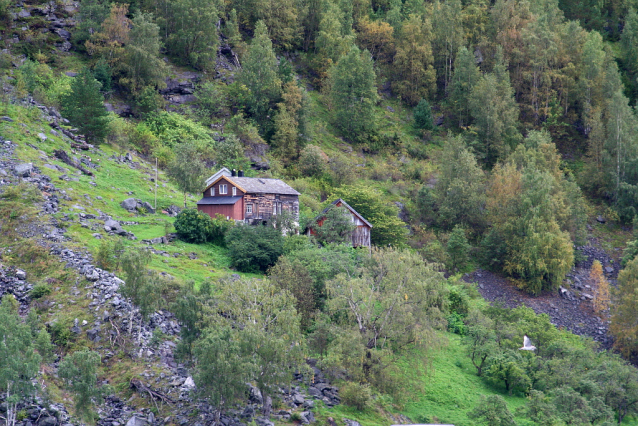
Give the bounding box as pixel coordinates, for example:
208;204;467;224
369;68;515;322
309;199;372;248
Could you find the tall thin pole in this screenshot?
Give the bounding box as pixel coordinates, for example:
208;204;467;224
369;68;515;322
155;158;158;211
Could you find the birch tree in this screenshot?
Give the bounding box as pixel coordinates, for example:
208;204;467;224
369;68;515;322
325;248;447;384
0;296;41;426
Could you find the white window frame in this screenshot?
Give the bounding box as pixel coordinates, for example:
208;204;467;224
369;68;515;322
232;187;237;196
210;187;215;196
246;204;253;214
219;184;228;195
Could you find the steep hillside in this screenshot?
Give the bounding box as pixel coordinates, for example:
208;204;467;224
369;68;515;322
1;0;638;425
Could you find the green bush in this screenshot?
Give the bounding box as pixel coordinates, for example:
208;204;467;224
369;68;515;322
49;321;72;347
174;209;214;244
30;284;51;299
448;287;469;316
299;145;328;177
339;382;373;410
225;224;284;273
446;312;467;335
95;238;125;271
209;214;235;246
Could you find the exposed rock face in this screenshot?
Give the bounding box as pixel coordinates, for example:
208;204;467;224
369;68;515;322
244;141;270;170
160;72;200;107
104;102;133;117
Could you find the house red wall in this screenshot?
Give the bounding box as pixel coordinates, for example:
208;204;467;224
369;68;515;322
197;197;244;220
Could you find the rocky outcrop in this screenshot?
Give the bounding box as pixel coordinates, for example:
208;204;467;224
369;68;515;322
159;72;200;108
120;198;156;214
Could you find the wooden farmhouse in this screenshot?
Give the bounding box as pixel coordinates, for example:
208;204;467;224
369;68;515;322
197;168;300;223
309;199;372;248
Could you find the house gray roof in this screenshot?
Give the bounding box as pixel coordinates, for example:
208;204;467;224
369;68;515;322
197;196;242;205
228;176;300;196
205;167;231;186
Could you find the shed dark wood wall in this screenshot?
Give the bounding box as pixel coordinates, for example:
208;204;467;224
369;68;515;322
309;206;371;248
244;193;299;223
352;225;370;247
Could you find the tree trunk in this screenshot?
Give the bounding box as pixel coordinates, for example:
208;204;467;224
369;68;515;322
262;396;272;417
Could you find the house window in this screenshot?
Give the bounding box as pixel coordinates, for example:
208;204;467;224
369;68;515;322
232;187;237;196
210;187;215;196
219;184;227;194
246;204;253;214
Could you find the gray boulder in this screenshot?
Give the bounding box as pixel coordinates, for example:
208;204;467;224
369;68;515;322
15;269;26;280
292;393;305;405
254;418;274;426
86;327;100;342
37;416;58;426
104;218;121;231
121;198;138;211
182;376;196;390
300;411;315;424
141;201;155;214
14;163;33;177
85;269;100;281
126;416;148;426
248;383;263;404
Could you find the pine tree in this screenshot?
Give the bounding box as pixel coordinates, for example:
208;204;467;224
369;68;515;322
449;46;480;128
469;48;520;166
316;0;354;63
447;225;470;272
392;13;436;106
327;45;378;141
121;11;167;93
162;0;219;71
413;98;434;130
237;20;282;126
60;68;110;143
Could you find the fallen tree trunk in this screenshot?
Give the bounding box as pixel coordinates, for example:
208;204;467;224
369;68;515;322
53;149;93;176
130;378;175;404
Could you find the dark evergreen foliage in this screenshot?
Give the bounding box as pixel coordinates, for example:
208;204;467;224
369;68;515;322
60;68;110;143
225;224;284;273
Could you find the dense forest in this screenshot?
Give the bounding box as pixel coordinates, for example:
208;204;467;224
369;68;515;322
2;0;638;425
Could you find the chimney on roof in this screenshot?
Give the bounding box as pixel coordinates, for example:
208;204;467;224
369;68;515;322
231;169;237;177
238;170;244;177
